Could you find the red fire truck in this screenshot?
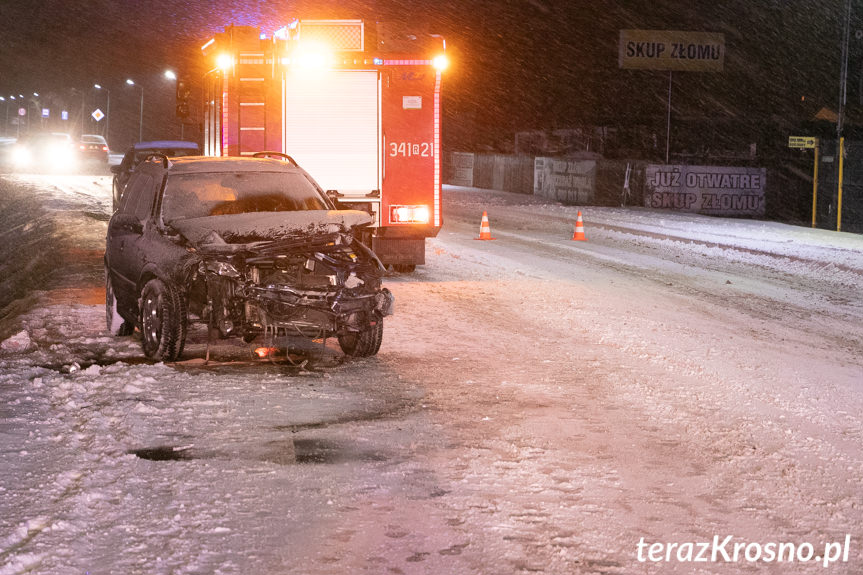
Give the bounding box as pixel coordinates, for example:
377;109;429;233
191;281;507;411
201;20;447;272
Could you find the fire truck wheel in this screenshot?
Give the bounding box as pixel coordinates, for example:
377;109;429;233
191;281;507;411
392;264;416;273
338;320;384;357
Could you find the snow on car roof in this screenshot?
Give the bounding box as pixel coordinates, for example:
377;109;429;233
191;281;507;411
164;156;302;174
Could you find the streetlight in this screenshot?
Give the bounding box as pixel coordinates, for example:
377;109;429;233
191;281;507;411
94;84;110;141
164;69;177;81
126;78;144;142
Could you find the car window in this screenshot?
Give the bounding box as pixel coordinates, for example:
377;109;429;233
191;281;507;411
161;171;328;222
120;151;135;170
120;173;156;220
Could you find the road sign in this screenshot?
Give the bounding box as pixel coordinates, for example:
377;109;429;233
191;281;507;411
788;136;818;149
62;110;69;121
92;108;105;122
18;108;25;116
42;108;50;118
619;30;725;72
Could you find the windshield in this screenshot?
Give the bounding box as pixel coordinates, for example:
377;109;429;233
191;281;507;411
161;171;329;222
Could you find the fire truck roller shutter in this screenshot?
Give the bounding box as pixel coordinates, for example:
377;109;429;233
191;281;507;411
283;70;379;197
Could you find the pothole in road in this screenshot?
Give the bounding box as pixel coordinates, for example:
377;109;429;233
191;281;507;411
294;438;389;464
129;446;193;461
129;439;390;465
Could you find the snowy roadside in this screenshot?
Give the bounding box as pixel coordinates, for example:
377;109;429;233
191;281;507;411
0;176;861;574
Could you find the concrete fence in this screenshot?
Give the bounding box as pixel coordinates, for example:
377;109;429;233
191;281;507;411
445;152;647;206
445;153;535;194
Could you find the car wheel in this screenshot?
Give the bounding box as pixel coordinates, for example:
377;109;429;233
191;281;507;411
140;278;187;362
392;264;416;273
338;319;383;357
105;266;134;336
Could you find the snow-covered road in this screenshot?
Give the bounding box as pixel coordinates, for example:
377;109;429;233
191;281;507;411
1;175;861;574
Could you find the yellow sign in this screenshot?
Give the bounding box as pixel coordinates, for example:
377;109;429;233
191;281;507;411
788;136;818;149
619;30;725;72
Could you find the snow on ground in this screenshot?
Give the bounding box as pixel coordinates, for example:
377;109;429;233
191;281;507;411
0;176;861;574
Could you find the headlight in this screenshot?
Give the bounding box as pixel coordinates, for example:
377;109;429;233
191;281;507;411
205;260;240;277
11;146;32;166
54;146;78;167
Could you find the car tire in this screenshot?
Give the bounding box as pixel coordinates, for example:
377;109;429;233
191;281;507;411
392;264;416;273
105;267;134;336
338;319;383;357
140;278;187;362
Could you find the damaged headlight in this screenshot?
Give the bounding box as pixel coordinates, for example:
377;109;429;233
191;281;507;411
204;260;241;278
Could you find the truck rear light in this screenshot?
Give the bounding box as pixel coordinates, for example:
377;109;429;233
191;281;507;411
390;205;430;224
102;146;109;152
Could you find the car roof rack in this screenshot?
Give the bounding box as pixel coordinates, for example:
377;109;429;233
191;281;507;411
252;151;299;167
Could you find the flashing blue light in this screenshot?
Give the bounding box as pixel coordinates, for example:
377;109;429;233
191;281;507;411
373;58;384;66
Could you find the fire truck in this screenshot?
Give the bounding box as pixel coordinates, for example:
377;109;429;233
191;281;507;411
201;20;448;272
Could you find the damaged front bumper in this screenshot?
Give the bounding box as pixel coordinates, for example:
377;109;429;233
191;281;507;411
193;232;393;340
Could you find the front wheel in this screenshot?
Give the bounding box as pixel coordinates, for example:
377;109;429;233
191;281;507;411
140;278;187;362
338;320;384;357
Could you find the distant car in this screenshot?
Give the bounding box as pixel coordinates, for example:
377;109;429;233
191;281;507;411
110;140;200;209
79;134;109;163
104;153;393;361
8;132;78;171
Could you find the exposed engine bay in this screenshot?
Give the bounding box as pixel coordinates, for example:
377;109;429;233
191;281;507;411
187;228;393;351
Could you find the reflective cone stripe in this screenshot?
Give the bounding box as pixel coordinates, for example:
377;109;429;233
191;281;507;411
572;211;587;241
475;211;496;240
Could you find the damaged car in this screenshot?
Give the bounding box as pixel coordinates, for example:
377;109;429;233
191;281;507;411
104;154;393;362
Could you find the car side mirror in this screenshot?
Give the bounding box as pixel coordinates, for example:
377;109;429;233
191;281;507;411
110;165;121;174
326;189;343;207
111;213;144;235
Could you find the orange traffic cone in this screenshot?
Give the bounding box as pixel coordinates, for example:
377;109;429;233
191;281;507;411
475;211;496;240
571;211;587;241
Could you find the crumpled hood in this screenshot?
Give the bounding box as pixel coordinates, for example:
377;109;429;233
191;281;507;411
169;210;373;246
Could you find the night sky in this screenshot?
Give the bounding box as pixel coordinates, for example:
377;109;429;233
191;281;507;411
0;0;847;152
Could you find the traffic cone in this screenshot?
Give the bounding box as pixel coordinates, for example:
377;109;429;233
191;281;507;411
571;211;587;241
475;211;496;240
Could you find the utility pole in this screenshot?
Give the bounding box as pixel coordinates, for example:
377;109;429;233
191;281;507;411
836;0;852;232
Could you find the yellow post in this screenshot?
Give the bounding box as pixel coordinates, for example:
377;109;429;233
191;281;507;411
837;137;844;232
812;141;819;228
